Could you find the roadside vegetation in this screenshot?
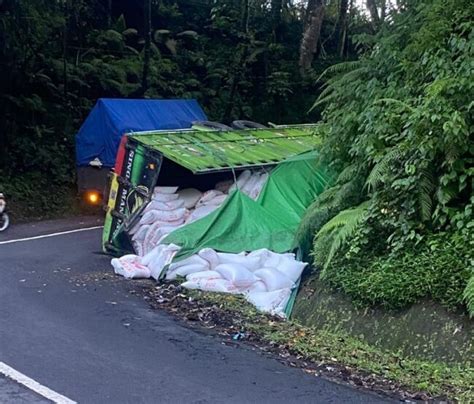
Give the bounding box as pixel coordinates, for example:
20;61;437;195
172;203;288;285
296;0;474;316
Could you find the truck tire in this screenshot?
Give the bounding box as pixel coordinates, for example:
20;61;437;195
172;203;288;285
191;121;232;131
231;120;267;129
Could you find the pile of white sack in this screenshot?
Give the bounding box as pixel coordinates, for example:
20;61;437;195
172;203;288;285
111;247;306;317
111;168;308;317
128;169;269;257
147;247;306;318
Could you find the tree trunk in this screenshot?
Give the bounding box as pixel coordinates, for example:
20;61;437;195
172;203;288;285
366;0;380;29
271;0;283;40
381;0;386;22
336;0;349;57
299;0;325;74
141;0;151;95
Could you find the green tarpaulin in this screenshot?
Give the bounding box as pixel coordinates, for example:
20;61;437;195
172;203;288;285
164;152;331;260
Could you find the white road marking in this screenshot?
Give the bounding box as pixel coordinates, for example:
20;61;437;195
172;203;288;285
0;361;76;404
0;226;103;245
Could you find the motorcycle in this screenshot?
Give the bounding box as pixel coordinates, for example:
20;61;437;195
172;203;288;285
0;193;9;232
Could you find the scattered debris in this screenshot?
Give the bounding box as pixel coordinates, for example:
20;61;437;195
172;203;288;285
140;281;470;402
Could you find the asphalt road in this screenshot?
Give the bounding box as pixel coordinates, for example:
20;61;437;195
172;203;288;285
0;217;393;404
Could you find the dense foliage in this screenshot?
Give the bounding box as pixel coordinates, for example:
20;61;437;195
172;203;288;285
0;0;370;217
298;0;474;314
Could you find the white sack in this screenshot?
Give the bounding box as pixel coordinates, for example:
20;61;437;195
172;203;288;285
215;180;233;194
181;278;239;294
246;288;291;317
111;255;151;279
204;194;227;206
152;192;179;202
143;223;180;255
144;199;184;213
154;186;178;194
132;241;144;257
245;280;268;293
185;205;218;224
242;173;260;196
247;249;294;268
177;188;202;209
197;190;224;206
140;208;187;225
215;263;258;288
169;255;209;271
217;253;261;271
253;268;294;291
249;172;269;199
146;244;181;280
229;170;251;192
175;263;209;278
198;248;220;269
186;270;223;282
277;257;307;283
132;224;150;242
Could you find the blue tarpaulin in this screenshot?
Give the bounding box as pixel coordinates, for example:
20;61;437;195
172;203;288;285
75;98;207;167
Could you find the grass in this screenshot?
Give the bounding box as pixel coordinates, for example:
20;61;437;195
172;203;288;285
186;290;474;402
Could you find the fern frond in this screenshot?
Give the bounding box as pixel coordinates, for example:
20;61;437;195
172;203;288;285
316;201;370;271
436;185;458;205
373;98;416;112
365;147;404;192
445;141;461;166
315;186;339;205
310;93;340;111
336;164;359;184
322;67;368;89
316;60;362;83
311;67;368;111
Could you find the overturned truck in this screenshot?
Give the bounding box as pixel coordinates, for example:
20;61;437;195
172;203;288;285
103;125;331;317
103;125;328;255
